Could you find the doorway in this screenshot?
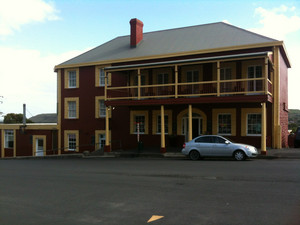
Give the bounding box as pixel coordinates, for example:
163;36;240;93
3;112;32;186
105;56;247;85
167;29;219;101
36;138;44;156
182;115;202;141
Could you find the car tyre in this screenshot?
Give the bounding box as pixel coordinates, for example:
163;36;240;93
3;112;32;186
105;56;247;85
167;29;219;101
234;150;246;161
189;150;200;161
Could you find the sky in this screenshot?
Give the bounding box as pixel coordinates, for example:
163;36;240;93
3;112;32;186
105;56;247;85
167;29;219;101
0;0;300;119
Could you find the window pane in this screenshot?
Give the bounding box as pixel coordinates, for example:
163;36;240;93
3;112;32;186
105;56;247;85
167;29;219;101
247;114;261;135
135;115;145;133
218;114;231;134
68;134;76;151
5;130;14;148
68;101;76;118
68;71;76;88
99;69;105;86
195;136;212;143
99;100;106;117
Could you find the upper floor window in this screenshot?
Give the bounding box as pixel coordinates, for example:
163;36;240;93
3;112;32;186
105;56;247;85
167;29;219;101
187;71;199;82
68;70;77;88
65;68;79;89
99;69;105;86
247;66;263;92
247;113;261;135
157;73;169;84
99;100;106;117
68;101;77;118
4;130;14;148
64;97;79;119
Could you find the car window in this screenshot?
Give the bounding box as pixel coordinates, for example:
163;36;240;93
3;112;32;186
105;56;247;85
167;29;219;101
213;136;226;144
195;136;213;143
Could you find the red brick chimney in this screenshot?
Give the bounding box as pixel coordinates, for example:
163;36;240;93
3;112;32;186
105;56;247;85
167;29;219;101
130;18;144;47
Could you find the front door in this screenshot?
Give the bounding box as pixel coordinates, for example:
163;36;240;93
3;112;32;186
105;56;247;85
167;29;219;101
182;116;202;141
36;139;44;156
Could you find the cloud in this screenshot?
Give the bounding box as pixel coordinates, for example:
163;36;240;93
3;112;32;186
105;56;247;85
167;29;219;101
0;0;60;36
0;47;88;116
251;5;300;40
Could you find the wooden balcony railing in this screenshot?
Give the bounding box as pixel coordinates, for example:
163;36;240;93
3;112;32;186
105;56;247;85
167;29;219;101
106;78;272;101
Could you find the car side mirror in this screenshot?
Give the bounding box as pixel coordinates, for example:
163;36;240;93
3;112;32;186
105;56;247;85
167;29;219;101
225;140;230;145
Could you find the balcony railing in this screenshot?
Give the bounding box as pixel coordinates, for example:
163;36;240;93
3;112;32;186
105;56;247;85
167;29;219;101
106;78;272;101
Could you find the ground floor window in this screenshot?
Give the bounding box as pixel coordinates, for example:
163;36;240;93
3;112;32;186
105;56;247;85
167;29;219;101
247;113;261;135
64;130;79;152
4;130;14;148
218;114;231;135
135;115;145;133
68;134;77;151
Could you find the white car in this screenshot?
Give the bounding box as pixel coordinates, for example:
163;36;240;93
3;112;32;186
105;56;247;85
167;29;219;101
182;135;258;161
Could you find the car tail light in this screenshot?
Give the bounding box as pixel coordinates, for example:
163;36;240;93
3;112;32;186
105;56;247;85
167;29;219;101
183;143;186;148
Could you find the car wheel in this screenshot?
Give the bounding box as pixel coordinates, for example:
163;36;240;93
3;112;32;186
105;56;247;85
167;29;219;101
189;150;200;161
234;150;246;161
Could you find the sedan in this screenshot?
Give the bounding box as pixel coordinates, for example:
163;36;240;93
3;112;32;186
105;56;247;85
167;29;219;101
182;135;258;161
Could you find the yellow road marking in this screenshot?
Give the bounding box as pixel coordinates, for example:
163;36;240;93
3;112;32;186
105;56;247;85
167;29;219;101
147;215;164;223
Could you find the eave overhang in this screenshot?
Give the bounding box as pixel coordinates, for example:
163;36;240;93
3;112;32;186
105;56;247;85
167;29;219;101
54;41;287;72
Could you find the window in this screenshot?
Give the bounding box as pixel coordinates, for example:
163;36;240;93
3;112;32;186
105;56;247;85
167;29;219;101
195;136;213;143
65;68;79;88
65;98;79;119
212;136;227;144
68;134;77;151
135;115;145;133
187;71;199;82
157;73;168;84
248;66;263;92
157;115;168;134
68;70;77;88
218;114;231;135
247;113;261;135
99;100;106;117
220;68;232;93
4;130;14;148
68;101;77;118
99;68;105;86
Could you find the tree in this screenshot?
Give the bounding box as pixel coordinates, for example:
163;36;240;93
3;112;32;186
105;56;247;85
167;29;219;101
3;113;32;124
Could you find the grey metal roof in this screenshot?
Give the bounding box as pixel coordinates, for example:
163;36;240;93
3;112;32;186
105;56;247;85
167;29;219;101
57;22;278;67
30;113;57;123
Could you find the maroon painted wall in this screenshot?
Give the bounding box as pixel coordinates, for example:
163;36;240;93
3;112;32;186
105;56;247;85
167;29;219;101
279;51;289;147
110;103;270;151
61;66;106;153
0;128;56;157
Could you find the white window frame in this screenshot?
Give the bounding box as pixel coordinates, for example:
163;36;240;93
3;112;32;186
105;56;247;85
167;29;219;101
68;101;77;118
4;130;14;148
99;100;106;118
68;70;77;88
217;113;231;136
99;69;105;86
247;113;262;136
68;134;77;151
